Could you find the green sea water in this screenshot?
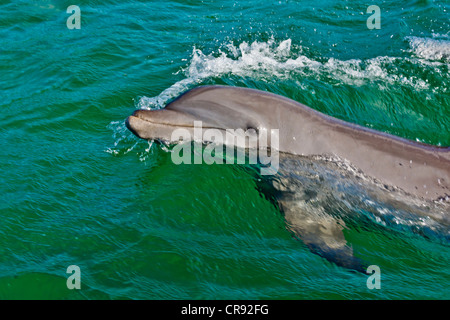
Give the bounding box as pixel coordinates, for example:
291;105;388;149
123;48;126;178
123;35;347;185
1;0;449;300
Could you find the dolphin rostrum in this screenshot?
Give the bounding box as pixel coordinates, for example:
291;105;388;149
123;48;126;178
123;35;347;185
126;85;450;271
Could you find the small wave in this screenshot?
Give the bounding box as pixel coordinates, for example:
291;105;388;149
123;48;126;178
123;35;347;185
137;38;299;109
137;78;200;110
138;37;449;110
407;36;450;62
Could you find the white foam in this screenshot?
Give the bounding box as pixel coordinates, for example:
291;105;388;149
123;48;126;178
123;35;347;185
407;36;450;62
138;37;447;109
137;78;199;110
138;38;301;109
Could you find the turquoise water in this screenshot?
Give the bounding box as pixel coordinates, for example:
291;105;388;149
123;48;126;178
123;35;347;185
0;0;449;299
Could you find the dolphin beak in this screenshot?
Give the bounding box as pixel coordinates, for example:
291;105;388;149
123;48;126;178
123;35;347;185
125;110;173;140
125;114;141;138
125;109;205;141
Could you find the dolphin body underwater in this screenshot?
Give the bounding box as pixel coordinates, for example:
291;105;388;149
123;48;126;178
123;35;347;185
126;85;450;272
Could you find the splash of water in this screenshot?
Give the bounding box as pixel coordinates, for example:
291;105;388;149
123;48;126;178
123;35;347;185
137;36;448;110
407;35;450;62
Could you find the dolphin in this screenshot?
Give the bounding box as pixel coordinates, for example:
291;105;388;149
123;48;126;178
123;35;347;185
126;85;450;271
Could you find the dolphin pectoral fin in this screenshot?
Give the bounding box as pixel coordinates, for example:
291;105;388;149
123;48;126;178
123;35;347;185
279;199;367;273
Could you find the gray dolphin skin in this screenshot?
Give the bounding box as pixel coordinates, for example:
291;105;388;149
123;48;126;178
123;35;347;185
126;85;450;271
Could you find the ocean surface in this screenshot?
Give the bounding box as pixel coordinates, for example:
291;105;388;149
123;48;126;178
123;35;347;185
1;0;449;299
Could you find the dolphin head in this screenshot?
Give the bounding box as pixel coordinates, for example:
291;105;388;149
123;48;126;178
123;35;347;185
126;86;279;147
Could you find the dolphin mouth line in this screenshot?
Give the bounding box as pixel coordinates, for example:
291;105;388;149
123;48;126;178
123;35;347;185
130;112;223;131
